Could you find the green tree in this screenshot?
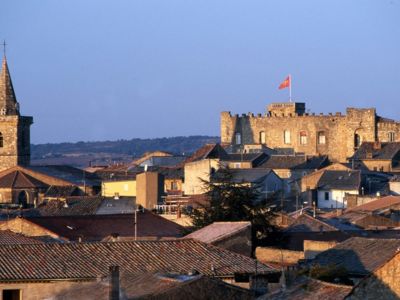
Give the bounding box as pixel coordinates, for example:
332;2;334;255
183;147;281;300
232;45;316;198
191;167;276;239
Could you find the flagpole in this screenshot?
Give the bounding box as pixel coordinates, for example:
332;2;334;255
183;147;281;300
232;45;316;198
289;74;292;102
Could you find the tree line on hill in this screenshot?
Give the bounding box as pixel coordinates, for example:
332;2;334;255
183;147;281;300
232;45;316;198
31;136;220;160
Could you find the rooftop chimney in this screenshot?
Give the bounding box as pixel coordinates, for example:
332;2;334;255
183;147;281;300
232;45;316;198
109;266;120;300
373;141;381;150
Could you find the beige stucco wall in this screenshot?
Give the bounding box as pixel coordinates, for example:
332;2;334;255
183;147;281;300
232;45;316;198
255;247;304;265
0;280;111;300
136;172;162;209
390;182;400;196
102;180;136;197
360;160;392;172
0;217;60;239
303;240;337;259
348;253;400;299
184;159;220;195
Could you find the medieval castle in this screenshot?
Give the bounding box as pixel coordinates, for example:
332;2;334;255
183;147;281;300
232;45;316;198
220;102;400;162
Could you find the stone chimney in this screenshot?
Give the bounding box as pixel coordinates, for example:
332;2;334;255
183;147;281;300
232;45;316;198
109;266;120;300
373;141;381;150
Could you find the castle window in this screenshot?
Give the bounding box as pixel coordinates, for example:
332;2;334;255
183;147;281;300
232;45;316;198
235;133;241;145
354;133;361;149
259;131;266;144
0;132;3;148
284;130;291;144
389;132;395;142
300;131;308;145
318;131;326;145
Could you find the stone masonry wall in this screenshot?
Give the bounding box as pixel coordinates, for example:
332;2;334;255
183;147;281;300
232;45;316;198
255;247;304;265
0;115;32;171
220;104;399;163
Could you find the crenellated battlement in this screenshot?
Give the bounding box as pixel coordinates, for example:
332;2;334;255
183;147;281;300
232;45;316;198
221;101;399;162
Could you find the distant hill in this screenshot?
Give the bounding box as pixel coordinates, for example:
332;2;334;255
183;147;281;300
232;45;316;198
31;136;220;168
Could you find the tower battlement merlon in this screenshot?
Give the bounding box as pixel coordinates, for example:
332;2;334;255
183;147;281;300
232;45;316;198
267;102;305;117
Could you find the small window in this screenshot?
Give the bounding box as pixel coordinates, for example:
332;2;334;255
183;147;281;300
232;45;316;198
324;192;329;201
0;132;3;148
3;289;21;300
389;132;395;142
259;131;266;144
317;131;326;145
300;131;308;145
235;132;241;145
170;181;178;190
284;130;291;144
354;133;361;148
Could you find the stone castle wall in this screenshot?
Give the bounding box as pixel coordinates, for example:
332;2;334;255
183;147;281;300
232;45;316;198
221;104;400;162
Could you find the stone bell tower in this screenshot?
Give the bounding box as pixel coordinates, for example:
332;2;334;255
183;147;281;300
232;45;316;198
0;56;33;171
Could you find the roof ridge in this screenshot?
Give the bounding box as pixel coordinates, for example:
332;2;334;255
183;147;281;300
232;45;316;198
11;170;19;188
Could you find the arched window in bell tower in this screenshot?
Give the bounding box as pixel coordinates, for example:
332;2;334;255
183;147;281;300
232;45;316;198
0;133;3;148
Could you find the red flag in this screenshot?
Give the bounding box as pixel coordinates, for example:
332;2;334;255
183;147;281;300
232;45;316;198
278;76;290;90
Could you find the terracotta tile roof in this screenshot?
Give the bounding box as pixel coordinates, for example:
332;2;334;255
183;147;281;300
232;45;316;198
223;152;268;165
35;197;103;217
317;170;361;190
212;168;274;184
44;185;82;198
0;230;44;245
310;237;400;276
284;214;339;233
351;142;400;160
347;196;400;213
184;144;228;164
23;211;185;241
258;155;328;170
53;273;253;300
184;221;251;243
265;277;352;300
0;240;276;281
27;165;101;186
0;170;49;189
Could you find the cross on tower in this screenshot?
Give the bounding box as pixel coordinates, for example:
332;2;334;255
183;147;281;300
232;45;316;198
2;40;7;57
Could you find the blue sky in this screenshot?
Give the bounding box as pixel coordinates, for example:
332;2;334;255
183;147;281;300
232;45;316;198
1;0;399;143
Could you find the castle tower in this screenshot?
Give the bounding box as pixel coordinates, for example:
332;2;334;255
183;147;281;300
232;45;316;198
0;56;33;171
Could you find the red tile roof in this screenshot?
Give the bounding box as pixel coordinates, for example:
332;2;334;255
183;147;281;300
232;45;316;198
184;221;251;243
0;170;49;189
0;240;276;281
266;277;352;300
347;196;400;213
0;230;44;245
22;211;185;241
